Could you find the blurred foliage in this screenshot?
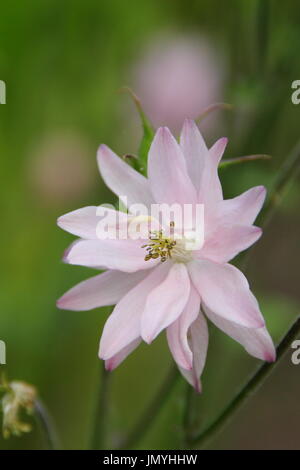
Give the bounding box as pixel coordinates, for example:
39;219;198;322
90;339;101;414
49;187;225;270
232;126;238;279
0;0;299;449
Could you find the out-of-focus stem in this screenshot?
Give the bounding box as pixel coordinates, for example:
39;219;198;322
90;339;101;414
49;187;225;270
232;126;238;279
219;154;271;169
256;0;270;74
34;399;60;450
119;363;179;449
90;364;111;450
260;139;300;228
196;102;233;123
188;317;300;449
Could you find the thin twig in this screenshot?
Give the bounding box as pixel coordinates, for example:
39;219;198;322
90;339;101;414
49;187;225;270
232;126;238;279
90;364;111;450
196;102;233;123
260;139;300;228
182;139;300;447
188;316;300;448
34;399;60;450
219;154;271;169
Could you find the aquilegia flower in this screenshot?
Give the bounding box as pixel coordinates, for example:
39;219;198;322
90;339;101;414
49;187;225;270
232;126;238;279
132;35;224;133
57;120;275;391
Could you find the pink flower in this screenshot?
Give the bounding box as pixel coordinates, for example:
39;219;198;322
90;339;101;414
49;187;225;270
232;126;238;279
132;36;224;134
57;120;275;391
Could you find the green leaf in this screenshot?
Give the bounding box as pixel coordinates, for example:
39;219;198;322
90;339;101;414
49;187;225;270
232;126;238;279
120;87;154;175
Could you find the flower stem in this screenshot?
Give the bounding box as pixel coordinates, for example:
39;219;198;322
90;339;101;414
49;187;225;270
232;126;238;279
34;399;60;450
259;139;300;228
187;316;300;448
90;363;111;450
119;363;179;449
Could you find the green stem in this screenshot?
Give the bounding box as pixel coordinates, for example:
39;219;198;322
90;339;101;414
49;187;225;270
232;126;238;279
119;363;179;449
188;317;300;448
256;0;270;75
183;139;300;446
260;139;300;228
90;364;111;450
241;139;300;270
182;384;197;447
34;399;60;450
219;154;271;169
196;102;233;123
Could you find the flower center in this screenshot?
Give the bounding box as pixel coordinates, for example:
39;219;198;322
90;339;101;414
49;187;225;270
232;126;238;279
142;228;177;263
142;221;196;264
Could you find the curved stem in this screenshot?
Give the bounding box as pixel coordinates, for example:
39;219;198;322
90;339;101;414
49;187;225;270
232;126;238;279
90;364;111;450
182;384;197;447
260;139;300;228
34;399;60;450
188;317;300;448
119;363;179;449
182;140;300;446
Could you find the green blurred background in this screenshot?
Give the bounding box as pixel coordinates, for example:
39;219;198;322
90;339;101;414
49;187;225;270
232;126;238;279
0;0;299;450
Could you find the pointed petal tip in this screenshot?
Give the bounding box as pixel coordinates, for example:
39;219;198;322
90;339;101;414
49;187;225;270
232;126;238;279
194;380;202;394
56;297;64;310
264;349;276;362
56;216;63;228
183;117;197;128
104;359;115;371
62;246;72;263
155;126;173;141
142;333;154;345
96;144;111;163
220;136;228;146
257;184;266;194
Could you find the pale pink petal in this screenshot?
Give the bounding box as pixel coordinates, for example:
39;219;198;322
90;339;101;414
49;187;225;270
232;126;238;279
57;206;129;239
64;238;159;272
148;127;197;205
204;305;275;362
188;260;265;328
105;338;141;371
199;225;262;263
141;263;190;344
167;285;200;370
57;269;150;311
99;262;170;359
180;119;208;191
211;186;267;229
179;312;209;393
97;144;154;208
198;137;228;205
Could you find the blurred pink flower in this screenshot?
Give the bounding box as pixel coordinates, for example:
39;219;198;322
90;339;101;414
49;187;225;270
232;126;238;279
28;133;95;208
132;35;225;133
57;120;275;391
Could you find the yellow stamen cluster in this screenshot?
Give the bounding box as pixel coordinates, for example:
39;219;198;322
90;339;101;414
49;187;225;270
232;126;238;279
142;223;176;263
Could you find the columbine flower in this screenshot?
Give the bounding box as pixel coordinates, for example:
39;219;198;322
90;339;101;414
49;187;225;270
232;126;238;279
1;380;36;438
132;35;224;133
57;120;275;391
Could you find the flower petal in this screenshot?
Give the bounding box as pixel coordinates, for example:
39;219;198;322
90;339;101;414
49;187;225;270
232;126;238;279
148;127;197;205
167;284;200;370
204;305;275;362
179;311;209;392
99;262;170;359
97;144;154;208
199;224;262;263
198;137;227;205
57;269;150;311
141;263;190;344
64;238;159;272
188;260;265;328
104;338;141;371
212;186;267;229
57;206;129;239
180;119;208;191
